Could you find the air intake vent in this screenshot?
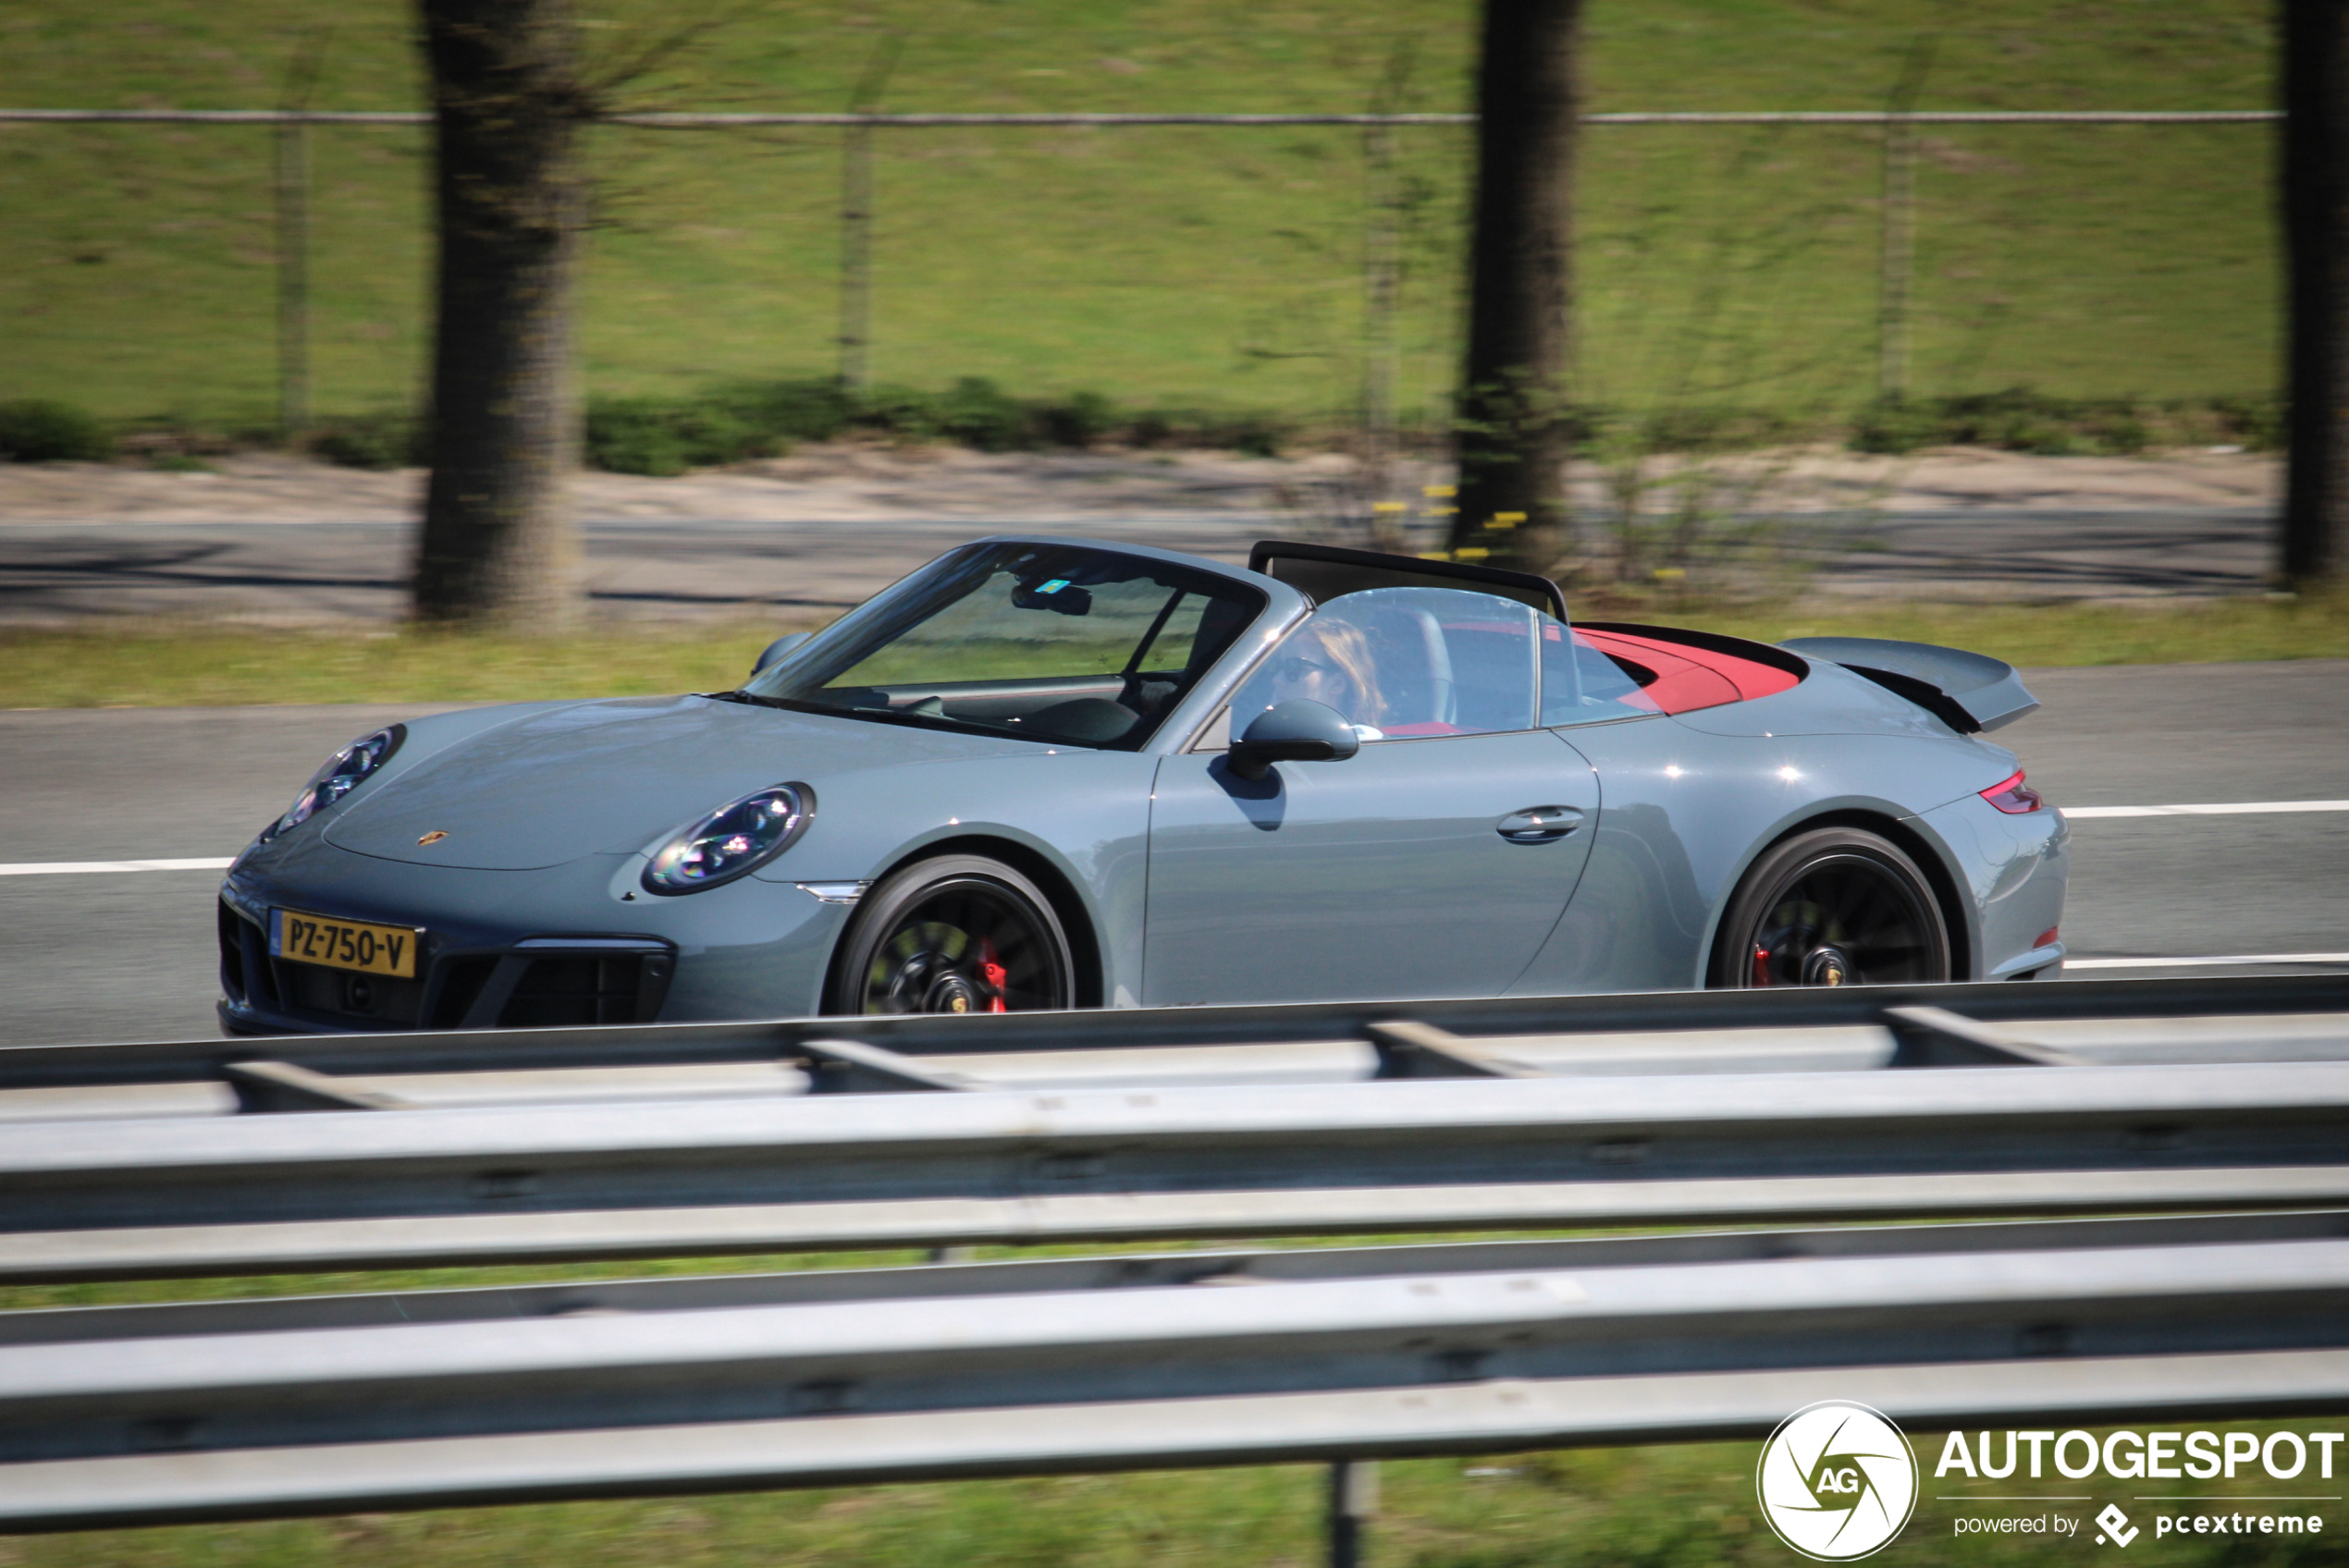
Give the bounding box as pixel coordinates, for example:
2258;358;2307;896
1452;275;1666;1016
498;949;673;1028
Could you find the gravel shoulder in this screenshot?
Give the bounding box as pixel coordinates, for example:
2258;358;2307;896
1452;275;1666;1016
0;445;2287;624
0;443;2280;527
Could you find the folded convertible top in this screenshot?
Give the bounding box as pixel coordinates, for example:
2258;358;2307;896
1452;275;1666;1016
1779;635;2040;733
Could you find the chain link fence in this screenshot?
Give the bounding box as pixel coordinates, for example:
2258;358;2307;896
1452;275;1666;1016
0;104;2278;442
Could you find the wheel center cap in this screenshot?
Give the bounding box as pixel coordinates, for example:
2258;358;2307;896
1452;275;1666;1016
926;973;982;1013
1802;947;1851;986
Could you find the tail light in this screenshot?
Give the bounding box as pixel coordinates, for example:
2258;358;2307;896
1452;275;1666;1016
1980;769;2045;814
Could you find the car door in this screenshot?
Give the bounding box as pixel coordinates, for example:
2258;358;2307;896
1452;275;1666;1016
1142;587;1600;1005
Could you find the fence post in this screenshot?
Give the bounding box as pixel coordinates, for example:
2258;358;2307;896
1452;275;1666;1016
1361;116;1397;463
838;121;874;392
1327;1459;1378;1568
838;37;904;392
1876;36;1935;402
275;41;327;440
1359;45;1413;548
1876;117;1915;402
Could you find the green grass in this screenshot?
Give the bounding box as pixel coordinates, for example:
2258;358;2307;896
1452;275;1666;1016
5;593;2343;710
0;619;818;709
0;1;2279;434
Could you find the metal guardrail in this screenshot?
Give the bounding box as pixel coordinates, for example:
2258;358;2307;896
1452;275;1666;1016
4;1212;2346;1531
10;973;2347;1096
10;1044;2349;1280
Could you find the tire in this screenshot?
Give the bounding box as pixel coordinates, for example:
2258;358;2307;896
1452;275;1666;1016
1710;827;1952;988
826;854;1076;1015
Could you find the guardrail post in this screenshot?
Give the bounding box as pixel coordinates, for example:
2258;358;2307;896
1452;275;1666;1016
1327;1459;1377;1568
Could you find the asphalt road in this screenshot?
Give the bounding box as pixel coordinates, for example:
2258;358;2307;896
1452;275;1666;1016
0;507;2276;625
0;660;2342;1048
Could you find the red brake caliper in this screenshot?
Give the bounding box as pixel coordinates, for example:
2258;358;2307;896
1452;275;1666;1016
979;939;1009;1013
1751;943;1775;987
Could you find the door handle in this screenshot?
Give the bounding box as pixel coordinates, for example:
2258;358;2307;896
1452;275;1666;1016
1496;805;1583;843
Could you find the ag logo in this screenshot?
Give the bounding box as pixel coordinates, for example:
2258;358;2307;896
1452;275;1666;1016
1755;1400;1919;1561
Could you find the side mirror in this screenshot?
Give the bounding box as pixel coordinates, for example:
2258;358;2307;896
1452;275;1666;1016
751;631;811;678
1227;699;1361;781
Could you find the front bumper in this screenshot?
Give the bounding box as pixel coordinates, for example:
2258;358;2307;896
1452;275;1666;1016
216;900;677;1035
217;837;851;1036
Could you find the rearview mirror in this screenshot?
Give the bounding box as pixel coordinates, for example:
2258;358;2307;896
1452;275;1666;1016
1013;578;1093;616
1227;700;1361;781
751;631;811;678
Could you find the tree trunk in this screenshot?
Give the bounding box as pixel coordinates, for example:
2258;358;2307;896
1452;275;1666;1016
412;0;587;629
1452;0;1583;578
2286;0;2349;587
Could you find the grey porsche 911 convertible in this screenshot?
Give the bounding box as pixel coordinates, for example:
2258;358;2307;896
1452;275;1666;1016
217;536;2066;1034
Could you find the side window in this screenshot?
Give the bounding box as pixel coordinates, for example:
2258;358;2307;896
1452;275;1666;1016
1540;621;1661;725
1229;586;1541;740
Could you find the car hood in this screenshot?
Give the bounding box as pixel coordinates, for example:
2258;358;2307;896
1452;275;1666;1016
323;695;1036;870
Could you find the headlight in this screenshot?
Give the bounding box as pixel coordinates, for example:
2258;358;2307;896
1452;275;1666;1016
260;726;404;841
643;783;814;895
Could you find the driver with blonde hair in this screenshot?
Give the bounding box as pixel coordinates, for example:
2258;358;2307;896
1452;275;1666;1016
1261;619;1386;732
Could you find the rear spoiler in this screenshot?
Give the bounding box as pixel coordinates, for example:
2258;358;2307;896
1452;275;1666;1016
1778;636;2040;733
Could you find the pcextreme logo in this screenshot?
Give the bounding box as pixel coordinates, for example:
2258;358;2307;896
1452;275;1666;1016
1757;1401;1922;1561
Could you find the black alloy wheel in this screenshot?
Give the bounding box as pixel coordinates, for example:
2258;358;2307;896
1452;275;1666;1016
827;854;1076;1015
1711;827;1952;988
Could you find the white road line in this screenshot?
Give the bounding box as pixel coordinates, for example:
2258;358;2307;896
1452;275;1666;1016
2067;952;2349;970
2064;800;2349;818
0;857;233;876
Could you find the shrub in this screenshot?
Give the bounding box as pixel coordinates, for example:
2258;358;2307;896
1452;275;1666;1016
715;377;854;446
585;398;694;477
1851;389;2163;457
313;412;422;471
936;376;1031;452
584;397;766;476
1126;407;1179;448
579;377;1299;470
851;384;942;443
1036;389;1118;448
2204;394;2285;451
0;398;112;462
1638;403;1814;455
1850;397;1943;455
1225;412;1286;458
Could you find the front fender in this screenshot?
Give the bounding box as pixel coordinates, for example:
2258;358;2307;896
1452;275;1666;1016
752;749;1159;1007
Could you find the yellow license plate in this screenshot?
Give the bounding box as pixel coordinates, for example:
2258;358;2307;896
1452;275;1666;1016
270;909;423;978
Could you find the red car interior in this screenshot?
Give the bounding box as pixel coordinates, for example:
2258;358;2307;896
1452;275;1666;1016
1575;625;1806;716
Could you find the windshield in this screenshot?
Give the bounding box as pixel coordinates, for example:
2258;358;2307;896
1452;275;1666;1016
740;542;1266;749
